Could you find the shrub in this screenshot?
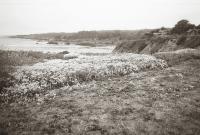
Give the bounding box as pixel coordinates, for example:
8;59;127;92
8;54;167;94
177;35;187;45
171;20;195;34
113;40;147;53
176;36;200;48
0;50;66;95
182;36;200;48
196;25;200;29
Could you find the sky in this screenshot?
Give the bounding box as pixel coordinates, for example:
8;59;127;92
0;0;200;35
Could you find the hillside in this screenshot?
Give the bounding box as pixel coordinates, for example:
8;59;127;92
1;50;200;135
113;20;200;54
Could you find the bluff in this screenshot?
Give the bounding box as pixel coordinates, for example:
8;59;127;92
113;20;200;54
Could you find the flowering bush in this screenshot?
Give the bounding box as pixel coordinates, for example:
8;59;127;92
8;54;167;94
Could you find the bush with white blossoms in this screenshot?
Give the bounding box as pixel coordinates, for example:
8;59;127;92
8;53;167;93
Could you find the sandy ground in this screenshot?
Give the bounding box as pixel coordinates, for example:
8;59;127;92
0;59;200;135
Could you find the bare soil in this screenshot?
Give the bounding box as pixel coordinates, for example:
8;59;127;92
1;59;200;135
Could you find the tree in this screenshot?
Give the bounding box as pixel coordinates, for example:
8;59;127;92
196;24;200;29
171;19;195;34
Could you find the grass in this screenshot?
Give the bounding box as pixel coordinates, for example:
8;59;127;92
179;35;200;48
2;48;200;134
7;54;167;96
0;50;68;95
1;58;200;135
1;48;200;134
0;50;66;66
176;35;187;45
80;53;110;56
154;48;200;66
113;39;147;53
113;37;172;54
77;41;97;47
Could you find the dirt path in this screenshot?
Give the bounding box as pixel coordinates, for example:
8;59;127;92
1;59;200;135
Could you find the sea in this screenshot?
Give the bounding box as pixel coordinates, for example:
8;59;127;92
0;36;114;54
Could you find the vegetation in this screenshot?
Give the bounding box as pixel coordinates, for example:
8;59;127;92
113;37;173;54
113;39;147;53
1;19;200;135
0;50;68;95
77;41;97;47
171;19;195;34
154;49;200;66
177;36;200;48
114;20;200;54
4;54;167;102
1;57;200;135
0;50;66;66
11;30;151;46
176;35;187;45
196;24;200;29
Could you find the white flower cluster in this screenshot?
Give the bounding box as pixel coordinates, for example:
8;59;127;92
10;54;167;93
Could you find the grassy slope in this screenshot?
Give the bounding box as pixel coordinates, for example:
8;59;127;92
113;29;200;54
0;50;65;66
0;50;67;93
154;49;200;66
0;58;200;135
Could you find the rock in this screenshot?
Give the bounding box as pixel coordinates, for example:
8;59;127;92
47;41;58;44
64;53;78;60
58;51;69;54
65;42;70;45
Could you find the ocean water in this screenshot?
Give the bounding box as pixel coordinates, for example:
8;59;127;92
0;37;114;54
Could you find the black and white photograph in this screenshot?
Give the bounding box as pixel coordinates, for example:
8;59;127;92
0;0;200;134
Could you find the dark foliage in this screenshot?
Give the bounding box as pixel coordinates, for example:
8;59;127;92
196;25;200;29
177;35;187;45
181;36;200;48
12;30;152;42
113;39;147;53
171;20;195;34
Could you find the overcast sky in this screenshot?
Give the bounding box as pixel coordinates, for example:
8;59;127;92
0;0;200;35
